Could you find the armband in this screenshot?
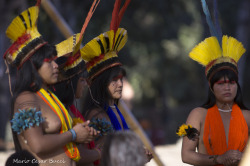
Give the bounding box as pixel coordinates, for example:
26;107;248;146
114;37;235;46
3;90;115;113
89;118;114;137
11;108;44;134
176;124;200;140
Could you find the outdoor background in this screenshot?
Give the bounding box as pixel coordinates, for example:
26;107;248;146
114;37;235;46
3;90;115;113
0;0;250;165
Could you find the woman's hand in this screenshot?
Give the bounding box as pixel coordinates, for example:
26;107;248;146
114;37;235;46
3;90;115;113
144;147;153;162
217;150;242;166
73;121;100;143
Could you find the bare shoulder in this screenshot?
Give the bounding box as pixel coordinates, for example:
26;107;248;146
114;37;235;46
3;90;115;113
242;109;250;117
188;107;207;119
186;107;207;130
16;91;37;101
242;109;250;126
14;91;40;112
242;109;250;114
86;108;109;121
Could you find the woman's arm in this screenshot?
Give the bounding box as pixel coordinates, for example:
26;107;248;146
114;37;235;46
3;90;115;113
22;120;93;155
69;109;101;165
13;92;95;155
181;108;215;165
76;144;101;165
242;109;250;133
23;125;71;154
86;108;111;149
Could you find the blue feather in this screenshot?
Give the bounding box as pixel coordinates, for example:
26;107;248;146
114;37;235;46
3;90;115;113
11;108;44;134
213;0;222;45
201;0;219;40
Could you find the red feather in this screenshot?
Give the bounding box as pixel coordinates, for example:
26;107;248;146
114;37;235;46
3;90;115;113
110;0;131;47
86;54;105;69
118;0;131;26
110;0;121;33
78;0;100;42
36;0;41;7
8;34;31;55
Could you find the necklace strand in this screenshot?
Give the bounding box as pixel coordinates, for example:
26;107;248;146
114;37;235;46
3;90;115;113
218;108;232;112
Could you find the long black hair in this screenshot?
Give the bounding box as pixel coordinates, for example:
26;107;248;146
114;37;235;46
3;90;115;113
51;73;80;109
10;44;57;152
202;69;248;109
82;66;126;118
11;44;57;101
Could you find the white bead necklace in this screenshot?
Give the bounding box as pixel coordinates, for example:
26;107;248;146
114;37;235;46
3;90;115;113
218;108;232;113
110;105;116;108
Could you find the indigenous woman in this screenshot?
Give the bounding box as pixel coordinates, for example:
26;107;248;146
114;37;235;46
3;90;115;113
81;0;152;163
180;0;250;165
51;1;103;165
80;0;131;145
52;53;101;166
4;2;96;166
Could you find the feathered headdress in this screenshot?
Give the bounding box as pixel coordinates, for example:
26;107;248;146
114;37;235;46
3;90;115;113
80;0;131;83
3;0;47;69
189;0;246;81
55;0;100;81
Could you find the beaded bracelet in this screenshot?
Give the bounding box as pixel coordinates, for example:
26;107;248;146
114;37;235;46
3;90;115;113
69;129;77;141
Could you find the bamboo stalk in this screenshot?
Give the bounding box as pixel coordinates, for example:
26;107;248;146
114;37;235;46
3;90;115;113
41;0;74;38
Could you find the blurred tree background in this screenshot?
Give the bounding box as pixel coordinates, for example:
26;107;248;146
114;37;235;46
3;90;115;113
0;0;250;146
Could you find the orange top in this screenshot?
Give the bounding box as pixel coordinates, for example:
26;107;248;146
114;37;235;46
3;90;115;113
203;104;248;166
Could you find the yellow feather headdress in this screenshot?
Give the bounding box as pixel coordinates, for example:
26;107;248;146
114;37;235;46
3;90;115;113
80;0;131;83
81;28;127;82
189;0;246;81
55;0;100;81
55;33;85;81
3;3;47;69
189;36;246;80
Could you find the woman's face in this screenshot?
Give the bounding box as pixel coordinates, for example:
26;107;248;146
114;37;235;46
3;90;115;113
38;58;58;85
75;77;87;99
108;74;123;100
212;76;237;103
